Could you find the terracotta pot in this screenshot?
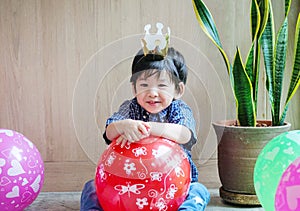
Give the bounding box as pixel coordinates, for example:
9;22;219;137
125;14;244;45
212;120;291;205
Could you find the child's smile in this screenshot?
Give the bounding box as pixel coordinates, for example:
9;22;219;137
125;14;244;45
146;100;161;108
134;70;180;114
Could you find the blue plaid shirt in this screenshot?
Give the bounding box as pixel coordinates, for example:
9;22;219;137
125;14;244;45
103;98;199;182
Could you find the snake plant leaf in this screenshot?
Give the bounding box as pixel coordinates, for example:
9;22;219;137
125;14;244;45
233;49;256;126
272;18;288;125
192;0;231;74
245;44;255;83
284;0;291;17
279;13;300;125
247;0;268;115
248;0;261;90
250;0;261;40
245;42;260;114
261;1;275;115
253;0;270;39
245;42;255;84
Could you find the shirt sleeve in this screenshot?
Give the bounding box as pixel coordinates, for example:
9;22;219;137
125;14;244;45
168;100;197;151
102;100;131;145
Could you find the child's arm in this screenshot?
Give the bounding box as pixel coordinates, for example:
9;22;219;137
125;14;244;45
106;119;150;147
148;122;191;144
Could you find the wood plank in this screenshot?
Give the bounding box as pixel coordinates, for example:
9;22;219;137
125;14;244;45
42;161;96;192
25;190;265;211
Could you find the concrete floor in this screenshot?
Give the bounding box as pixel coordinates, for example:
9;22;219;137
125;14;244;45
24;189;264;211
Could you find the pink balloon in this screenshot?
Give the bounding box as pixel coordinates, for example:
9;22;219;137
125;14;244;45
275;157;300;211
0;129;44;211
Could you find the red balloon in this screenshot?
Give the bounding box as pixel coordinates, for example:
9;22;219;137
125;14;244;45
95;136;191;211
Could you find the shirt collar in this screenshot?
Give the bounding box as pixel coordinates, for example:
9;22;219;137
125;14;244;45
132;97;169;122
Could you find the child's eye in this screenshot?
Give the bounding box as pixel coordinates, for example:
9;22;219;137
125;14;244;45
139;83;148;87
158;84;167;87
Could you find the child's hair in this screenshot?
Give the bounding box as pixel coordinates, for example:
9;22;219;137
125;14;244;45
130;47;188;92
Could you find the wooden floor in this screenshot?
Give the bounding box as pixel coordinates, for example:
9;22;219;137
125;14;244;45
26;159;265;210
24;190;264;211
42;159;221;192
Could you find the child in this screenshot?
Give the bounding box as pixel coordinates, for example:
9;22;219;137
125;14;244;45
80;29;210;210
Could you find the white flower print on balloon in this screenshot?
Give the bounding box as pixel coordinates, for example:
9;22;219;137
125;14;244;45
124;160;136;175
136;197;148;209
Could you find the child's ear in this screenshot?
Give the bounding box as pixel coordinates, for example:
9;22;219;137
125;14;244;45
174;82;185;99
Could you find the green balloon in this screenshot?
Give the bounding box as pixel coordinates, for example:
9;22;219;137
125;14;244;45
254;130;300;211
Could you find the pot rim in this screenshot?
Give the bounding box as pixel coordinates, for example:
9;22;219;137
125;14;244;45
212;119;291;129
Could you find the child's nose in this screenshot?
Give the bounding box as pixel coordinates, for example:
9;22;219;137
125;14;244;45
148;88;158;97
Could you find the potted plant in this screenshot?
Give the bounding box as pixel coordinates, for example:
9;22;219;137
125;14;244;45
192;0;300;205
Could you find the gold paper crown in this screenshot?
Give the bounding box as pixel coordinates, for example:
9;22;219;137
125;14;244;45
141;23;170;58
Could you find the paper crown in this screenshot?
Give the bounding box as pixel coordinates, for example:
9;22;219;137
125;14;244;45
141;23;170;58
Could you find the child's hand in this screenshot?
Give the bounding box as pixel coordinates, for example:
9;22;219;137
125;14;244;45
115;119;150;147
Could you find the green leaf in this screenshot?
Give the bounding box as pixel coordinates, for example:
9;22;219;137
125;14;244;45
248;0;269;115
250;0;261;40
284;0;291;17
255;0;270;39
233;49;256;126
261;2;275;117
245;42;260;114
192;0;231;74
280;13;300;125
272;18;288;125
245;44;255;83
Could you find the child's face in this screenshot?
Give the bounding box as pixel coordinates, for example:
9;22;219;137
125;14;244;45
133;70;184;114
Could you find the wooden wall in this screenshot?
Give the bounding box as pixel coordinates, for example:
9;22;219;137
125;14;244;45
0;0;299;191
